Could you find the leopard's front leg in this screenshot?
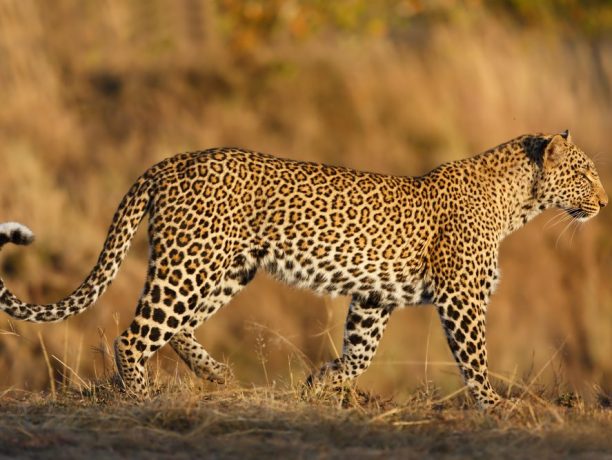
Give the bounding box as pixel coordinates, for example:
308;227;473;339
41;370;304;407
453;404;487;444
435;291;501;409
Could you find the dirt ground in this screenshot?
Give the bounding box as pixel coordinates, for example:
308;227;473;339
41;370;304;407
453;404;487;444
0;383;610;460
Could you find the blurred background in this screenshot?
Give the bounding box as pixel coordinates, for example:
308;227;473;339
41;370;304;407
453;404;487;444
0;0;610;401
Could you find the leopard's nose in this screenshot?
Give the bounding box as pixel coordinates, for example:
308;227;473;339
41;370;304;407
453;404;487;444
599;193;608;208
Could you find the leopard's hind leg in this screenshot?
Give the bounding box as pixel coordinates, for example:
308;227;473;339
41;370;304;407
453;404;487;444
308;297;393;387
170;319;232;384
170;255;259;384
113;243;203;397
113;276;190;398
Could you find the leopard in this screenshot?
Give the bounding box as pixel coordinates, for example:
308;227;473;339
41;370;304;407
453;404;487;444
0;130;607;408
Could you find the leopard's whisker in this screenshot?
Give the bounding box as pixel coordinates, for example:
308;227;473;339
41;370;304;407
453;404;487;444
569;218;583;245
592;152;608;166
543;210;572;230
555;218;575;249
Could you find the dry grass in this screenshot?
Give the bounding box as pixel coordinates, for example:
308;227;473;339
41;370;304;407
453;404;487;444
0;376;610;459
0;2;611;455
1;321;611;458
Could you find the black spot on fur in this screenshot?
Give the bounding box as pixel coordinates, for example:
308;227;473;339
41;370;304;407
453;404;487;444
173;302;186;314
455;329;466;343
361;317;375;328
239;267;257;285
251;246;269;260
364;291;381;308
149;327;161;342
152;308;166;323
523;135;551;166
7;229;33;245
150;286;161;303
419;288;433;303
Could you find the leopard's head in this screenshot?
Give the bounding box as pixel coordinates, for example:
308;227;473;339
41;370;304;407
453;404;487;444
527;131;608;221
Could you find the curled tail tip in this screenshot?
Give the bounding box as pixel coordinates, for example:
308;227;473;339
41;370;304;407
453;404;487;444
0;222;35;247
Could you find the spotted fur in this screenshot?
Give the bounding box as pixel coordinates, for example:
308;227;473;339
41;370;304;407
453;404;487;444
0;131;607;408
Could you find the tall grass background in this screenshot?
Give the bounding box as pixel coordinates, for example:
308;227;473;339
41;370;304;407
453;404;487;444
0;0;610;402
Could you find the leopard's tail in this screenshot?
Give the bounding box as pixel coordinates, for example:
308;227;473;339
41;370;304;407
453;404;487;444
0;175;152;323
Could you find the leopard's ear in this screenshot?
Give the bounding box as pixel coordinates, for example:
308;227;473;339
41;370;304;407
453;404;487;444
543;134;568;169
561;129;572;143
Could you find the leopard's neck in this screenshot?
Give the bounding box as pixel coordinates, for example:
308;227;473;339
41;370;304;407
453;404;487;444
470;137;551;239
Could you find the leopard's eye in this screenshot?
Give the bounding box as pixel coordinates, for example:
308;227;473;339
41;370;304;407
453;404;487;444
579;169;598;186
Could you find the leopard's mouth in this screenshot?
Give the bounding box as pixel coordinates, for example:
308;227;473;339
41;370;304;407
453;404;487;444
565;206;598;221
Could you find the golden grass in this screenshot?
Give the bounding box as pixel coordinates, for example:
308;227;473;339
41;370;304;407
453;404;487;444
0;375;610;458
0;0;610;413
